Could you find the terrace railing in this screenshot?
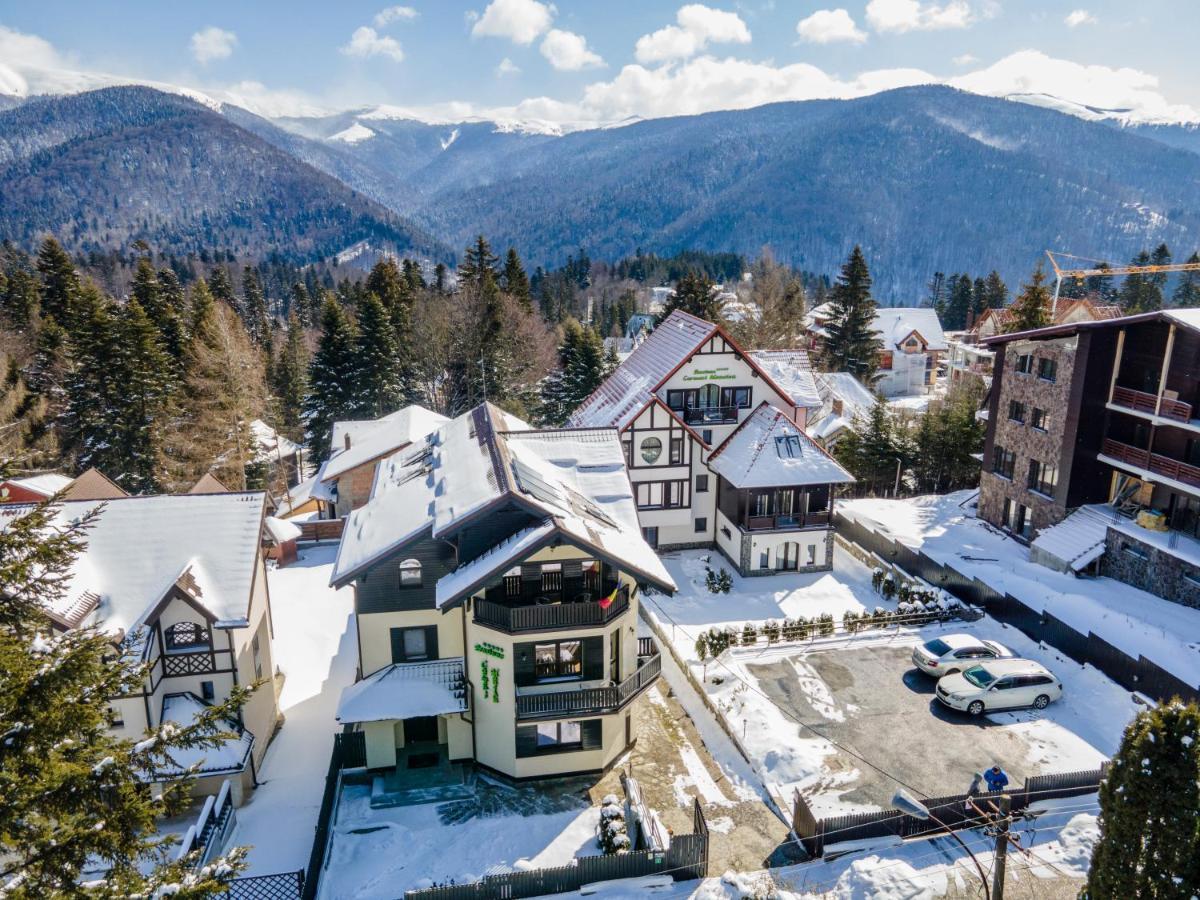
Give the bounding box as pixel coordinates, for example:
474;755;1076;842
516;640;661;720
1112;385;1192;422
474;586;629;634
1101;438;1200;488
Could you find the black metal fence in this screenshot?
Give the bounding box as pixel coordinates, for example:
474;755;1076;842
301;731;366;900
835;513;1200;705
793;764;1108;857
226;871;306;900
403;799;710;900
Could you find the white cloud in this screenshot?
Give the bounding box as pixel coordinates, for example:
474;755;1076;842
189;26;237;64
953;53;978;66
340;26;405;62
539;29;604;71
796;9;867;45
1065;9;1097;28
865;0;974;33
373;6;419;27
635;4;751;65
471;0;554;45
496;57;521;76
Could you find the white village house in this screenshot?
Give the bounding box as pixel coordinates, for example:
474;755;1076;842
569;310;854;575
328;403;675;784
806;305;948;398
0;492;282;806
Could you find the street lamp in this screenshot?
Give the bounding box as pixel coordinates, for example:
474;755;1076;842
892;789;991;900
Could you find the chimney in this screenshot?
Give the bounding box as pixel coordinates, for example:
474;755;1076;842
344;433;352;451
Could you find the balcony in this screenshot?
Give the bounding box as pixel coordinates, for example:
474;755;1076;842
682;405;739;425
1100;438;1200;490
162;652;215;677
1111;386;1193;423
745;511;831;531
515;637;661;720
474;585;630;634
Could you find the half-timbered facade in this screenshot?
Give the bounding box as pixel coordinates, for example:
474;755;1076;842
569;310;852;574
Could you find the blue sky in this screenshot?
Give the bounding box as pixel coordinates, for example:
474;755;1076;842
1;1;1197;126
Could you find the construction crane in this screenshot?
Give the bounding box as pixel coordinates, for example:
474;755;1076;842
1045;250;1200;317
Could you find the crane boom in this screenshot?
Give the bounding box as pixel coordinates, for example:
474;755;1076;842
1044;250;1200;316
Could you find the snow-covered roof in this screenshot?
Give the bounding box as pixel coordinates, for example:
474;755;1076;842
1166;308;1200;332
263;515;303;544
336;658;468;723
807;305;948;352
323;405;449;483
434;522;557;607
150;693;254;779
274;474;324;515
570;310;716;430
0;492;266;635
1029;506;1110;572
748;350;823;409
332;404;675;596
708;403;855;489
5;473;75;497
807;372;877;440
250;419;303;464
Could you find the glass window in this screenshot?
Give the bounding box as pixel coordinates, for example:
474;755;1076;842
878;351;894;370
534;640;582;680
1015;354;1033;374
807;543;817;566
696;474;709;493
1008;400;1026;423
775;434;804;458
666;390;686;410
701;429;713;445
1037;357;1057;382
403;628;428;660
992;447;1016;479
670;436;684;465
640;437;663;464
1031;408;1047;431
734;387;752;408
201;680;215;701
621;440;632;466
399;559;422;587
759;549;770;569
963;665;997;688
694;517;707;533
642;526;658;547
534;721;583;749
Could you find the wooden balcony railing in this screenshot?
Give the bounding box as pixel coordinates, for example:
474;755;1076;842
1111;386;1193;423
474;586;630;634
1101;438;1200;489
163;652;215;677
744;511;831;531
515;640;661;720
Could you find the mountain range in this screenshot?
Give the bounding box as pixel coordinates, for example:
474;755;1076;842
2;83;1200;297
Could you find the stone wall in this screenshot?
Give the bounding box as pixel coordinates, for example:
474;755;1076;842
1100;529;1200;610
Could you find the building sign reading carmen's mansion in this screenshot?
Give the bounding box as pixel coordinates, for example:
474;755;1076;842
682;366;737;383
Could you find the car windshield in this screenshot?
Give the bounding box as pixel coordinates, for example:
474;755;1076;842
962;665;996;688
924;639;952;656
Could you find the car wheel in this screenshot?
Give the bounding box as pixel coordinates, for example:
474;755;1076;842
967;700;985;716
945;668;959;675
1033;694;1050;710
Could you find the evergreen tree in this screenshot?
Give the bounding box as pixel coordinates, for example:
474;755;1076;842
0;493;250;895
35;237;79;325
657;271;722;323
131;259;184;359
944;274;973;331
539;319;608;425
2;267;41;328
353;294;403;419
1118;250;1160;312
970;276;987;324
833;398;902;495
113;299;174;493
980;270;1008;312
926;272;945;319
401;258;425;293
1084;700;1200;899
290;282;312;326
818;247;883;382
305;297;359;461
434;262;448;293
241;267;271;347
1172;252;1200;307
273;313;309;438
207;266;236;308
459;236;500;292
1005;265;1051;332
1085;262;1117;302
502;248;532;311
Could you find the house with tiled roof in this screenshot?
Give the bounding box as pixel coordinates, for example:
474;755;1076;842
570;311;852;575
806;304;947;398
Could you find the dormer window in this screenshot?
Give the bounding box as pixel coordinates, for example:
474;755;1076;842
775;435;804;458
164;621;210;652
399;559;423;588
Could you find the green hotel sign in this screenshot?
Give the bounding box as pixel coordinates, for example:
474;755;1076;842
682;366;736;383
474;641;504;660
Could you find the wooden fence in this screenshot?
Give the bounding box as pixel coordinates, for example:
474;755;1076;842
403;799;709;900
793;764;1108;857
835;512;1200;706
302;730;366;900
297;519;345;543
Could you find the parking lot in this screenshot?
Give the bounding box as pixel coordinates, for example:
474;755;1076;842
733;620;1139;814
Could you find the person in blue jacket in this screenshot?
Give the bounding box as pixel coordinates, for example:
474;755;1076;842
984;764;1009;792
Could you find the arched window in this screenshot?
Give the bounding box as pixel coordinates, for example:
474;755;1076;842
640;437;663;464
399;558;422;588
164;621;210;651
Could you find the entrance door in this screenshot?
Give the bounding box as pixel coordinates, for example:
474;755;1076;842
609;628;621;683
403;716;439;744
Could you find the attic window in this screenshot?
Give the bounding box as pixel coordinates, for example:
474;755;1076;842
399;559;423;588
775;435;804;459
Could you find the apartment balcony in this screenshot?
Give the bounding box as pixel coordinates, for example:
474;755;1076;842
682;405;739;425
1111;386;1193;424
1100;438;1200;490
162;652;215;677
515;637;660;721
474;584;630;634
744;511;831;531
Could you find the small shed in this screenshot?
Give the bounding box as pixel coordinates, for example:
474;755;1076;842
262;515;302;566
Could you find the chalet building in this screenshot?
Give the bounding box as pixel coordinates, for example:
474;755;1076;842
329;403;675;786
978;309;1200;608
972;298;1123;343
314;404;448;517
806;306;947;398
0;492;282;805
0;467;129;504
569;311;854;575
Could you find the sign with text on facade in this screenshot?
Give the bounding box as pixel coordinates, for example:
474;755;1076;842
683;366;737;383
474;641;504;659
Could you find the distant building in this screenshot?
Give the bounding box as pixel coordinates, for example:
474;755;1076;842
945;336;996;386
808;372;878;448
978;308;1200;609
972;298;1123;342
806;305;947;398
571;311;853;575
0;468;129;503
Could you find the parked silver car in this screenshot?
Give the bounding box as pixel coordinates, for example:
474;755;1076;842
936;658;1063;716
911;634;1014;676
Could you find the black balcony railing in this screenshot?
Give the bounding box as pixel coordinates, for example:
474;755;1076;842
682;406;739;425
515;639;661;720
163;652;215;677
474;586;630;633
744;511;831;531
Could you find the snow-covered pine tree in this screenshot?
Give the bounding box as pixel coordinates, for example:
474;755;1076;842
1172;252;1200;308
114;298;174;493
353;294;402;419
207;267;236;310
35;237;79;326
459;236;500;293
1084;700;1200;899
240;267;271;349
1004;265;1051;333
305;297;359;462
3;267;41;329
819;246;882;382
656;271;722;323
273;313;309;439
0;491;251;896
502;248;532;312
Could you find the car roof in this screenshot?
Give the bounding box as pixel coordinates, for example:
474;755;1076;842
967;658;1053;676
930;634;986;649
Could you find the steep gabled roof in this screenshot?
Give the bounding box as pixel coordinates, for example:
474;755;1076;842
3;473;74;498
708;403;855;489
321;404;449;483
982;307;1200;345
748;350;823;409
62;468;128;501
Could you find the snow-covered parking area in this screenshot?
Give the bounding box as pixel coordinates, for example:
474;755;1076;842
644;549;1139;819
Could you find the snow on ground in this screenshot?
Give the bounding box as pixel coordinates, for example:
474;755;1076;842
234;545;357;876
321;785;602;899
839;492;1200;686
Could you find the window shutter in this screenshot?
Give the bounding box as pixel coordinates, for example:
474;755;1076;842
582;636;603;681
580;719;602;750
424;625;439;661
515;724;538;758
389;628;404;664
514;642;536;687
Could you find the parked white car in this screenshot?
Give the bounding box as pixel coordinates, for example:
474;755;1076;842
935;658;1063;716
911;634;1014;676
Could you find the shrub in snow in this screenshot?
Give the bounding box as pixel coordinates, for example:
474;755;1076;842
871;568;886;592
816;613;835;637
598;796;630;854
694;636;709;663
879;577;897;601
842;610;864;634
704;566;732;594
762;620;781;644
740;623;758;646
896;581;911;603
722;870;779;899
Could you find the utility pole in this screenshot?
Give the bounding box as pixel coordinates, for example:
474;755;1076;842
991;794;1011;900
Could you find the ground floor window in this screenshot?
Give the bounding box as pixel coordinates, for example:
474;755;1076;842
776;542;799;571
516;719;603;757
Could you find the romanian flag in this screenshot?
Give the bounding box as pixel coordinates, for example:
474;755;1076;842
598;585;619;609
